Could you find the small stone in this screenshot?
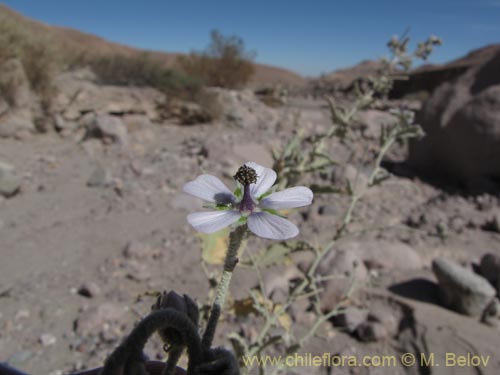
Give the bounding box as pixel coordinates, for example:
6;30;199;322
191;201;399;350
15;310;30;320
318;204;339;216
0;161;21;198
77;282;101;298
39;333;57;346
85;114;128;145
432;258;496;317
332;307;368;333
122;240;152;260
124;260;151;282
367;307;398;335
356;321;388;342
87;165;112;188
449;215;466;233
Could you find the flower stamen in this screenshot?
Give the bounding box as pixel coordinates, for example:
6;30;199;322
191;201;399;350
234;165;258;213
233;165;258;185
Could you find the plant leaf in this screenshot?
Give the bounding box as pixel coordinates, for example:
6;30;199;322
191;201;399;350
200;229;229;265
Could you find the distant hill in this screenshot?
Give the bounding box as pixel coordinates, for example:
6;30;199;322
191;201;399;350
390;44;500;98
321;60;384;89
0;3;305;87
313;44;500;98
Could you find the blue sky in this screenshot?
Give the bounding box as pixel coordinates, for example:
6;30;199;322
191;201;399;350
3;0;500;76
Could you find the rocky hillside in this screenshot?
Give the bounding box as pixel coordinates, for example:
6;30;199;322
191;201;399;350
0;4;305;87
391;44;500;98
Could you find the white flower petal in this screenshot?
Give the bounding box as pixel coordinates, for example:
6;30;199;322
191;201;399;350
187;211;241;233
183;175;235;204
245;162;277;199
247;212;299;240
260;186;314;210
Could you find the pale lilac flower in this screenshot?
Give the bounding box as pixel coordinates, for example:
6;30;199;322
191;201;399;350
183;162;313;240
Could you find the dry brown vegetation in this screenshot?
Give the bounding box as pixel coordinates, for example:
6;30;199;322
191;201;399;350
0;10;56;104
177;30;256;89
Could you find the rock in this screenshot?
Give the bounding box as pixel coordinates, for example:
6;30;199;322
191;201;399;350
432;258;496;317
167;99;212;125
319;250;368;311
211;88;278;129
317;204;340;216
392;44;500;99
255;88;287;107
356;321;388;342
122;240;152;260
53;69;164;122
181;138;209;158
14;310;30;320
87;165;113;188
84;114;128;145
448;215;467;233
408;49;500;185
332;307;368;333
122;114;152;132
124;259;150;282
337;241;422;271
318;249;368;280
77;282;101;298
39;333;57;346
367;307;398;336
481;298;500;327
316;60;385;93
53;113;78;135
492;213;500;233
0;110;36;138
479;253;500;286
0;161;21;198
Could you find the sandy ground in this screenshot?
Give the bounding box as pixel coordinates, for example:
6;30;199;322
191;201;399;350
1;98;500;375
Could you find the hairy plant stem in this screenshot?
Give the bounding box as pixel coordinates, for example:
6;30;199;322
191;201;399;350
202;225;247;350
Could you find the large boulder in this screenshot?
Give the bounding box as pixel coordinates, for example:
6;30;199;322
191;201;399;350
52;69;165;124
211;88;278;129
83;113;128;146
408;49;500;186
432;258;496;317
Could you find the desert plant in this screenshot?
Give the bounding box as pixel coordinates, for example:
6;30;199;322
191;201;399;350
178;30;256;89
191;34;441;375
88;52;203;98
0;13;56;108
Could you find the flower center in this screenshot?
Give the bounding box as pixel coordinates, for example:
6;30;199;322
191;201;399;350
234;165;258;213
